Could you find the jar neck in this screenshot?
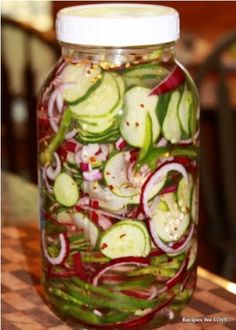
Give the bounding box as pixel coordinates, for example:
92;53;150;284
60;42;176;66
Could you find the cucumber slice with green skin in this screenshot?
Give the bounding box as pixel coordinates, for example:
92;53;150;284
155;92;172;127
122;64;168;89
177;176;193;213
162;90;182;143
77;132;119;144
111;72;125;95
189;98;197;137
178;84;192;137
190;183;198;224
120;86;160;147
53;173;79;207
104;152;140;198
82;181;139;212
77;125;120;144
70;73;120;118
151;192;190;243
138;112;153;161
124;74;162;89
62;63;102;104
73;212;99;247
187;239;197;270
99;220;151;258
80;118;114;134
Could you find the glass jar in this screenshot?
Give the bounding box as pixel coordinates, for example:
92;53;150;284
38;4;199;329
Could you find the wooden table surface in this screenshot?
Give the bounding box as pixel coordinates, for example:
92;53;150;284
2;172;236;330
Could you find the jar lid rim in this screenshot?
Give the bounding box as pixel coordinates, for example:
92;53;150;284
56;3;180;47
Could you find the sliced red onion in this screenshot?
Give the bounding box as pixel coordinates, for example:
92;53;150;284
80;162;92;172
75;150;82;165
95;144;109;161
55;60;66;76
149;223;194;254
42;230;69;265
148;286;159;300
81;144;100;162
98;214;113;230
42;167;53;193
83;169;102;182
179;128;200;145
76;196;90;206
122;290;153;300
56;88;64;113
73;252;86;279
160;184;177;195
48;88;62;131
65;128;77;140
92;257;150;286
116;137;127;150
156;137;168;147
150;65;186;96
141;162;188;217
46;152;61;180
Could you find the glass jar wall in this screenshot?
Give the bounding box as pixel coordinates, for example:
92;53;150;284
38;4;199;329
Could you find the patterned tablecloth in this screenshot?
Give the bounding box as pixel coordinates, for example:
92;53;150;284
2;222;236;330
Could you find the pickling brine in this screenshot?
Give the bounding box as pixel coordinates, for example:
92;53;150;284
38;4;199;329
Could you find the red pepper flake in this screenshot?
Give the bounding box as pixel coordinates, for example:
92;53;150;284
135;122;140;127
108;185;114;190
87;70;91;74
120;234;126;239
101;243;108;249
140;104;144;108
126;121;130;126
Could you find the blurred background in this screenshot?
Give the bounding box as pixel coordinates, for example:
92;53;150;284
1;1;236;282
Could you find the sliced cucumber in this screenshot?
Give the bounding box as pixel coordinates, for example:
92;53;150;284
62;63;102;104
155;92;172;127
77;123;120;144
190;183;198;224
120;86;160;147
82;181;139;212
189;98;197;137
77;131;119;144
151;192;190;243
162;90;182;143
178;84;192;137
104;152;140;198
138;112;153;161
122;64;168;89
111;72;125;95
73;212;99;247
71;73;120;118
53;173;79;207
80;118;114;134
177;175;193;213
99;220;151;258
187;238;197;270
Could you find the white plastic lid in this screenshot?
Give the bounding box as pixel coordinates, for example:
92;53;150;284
56;3;179;47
